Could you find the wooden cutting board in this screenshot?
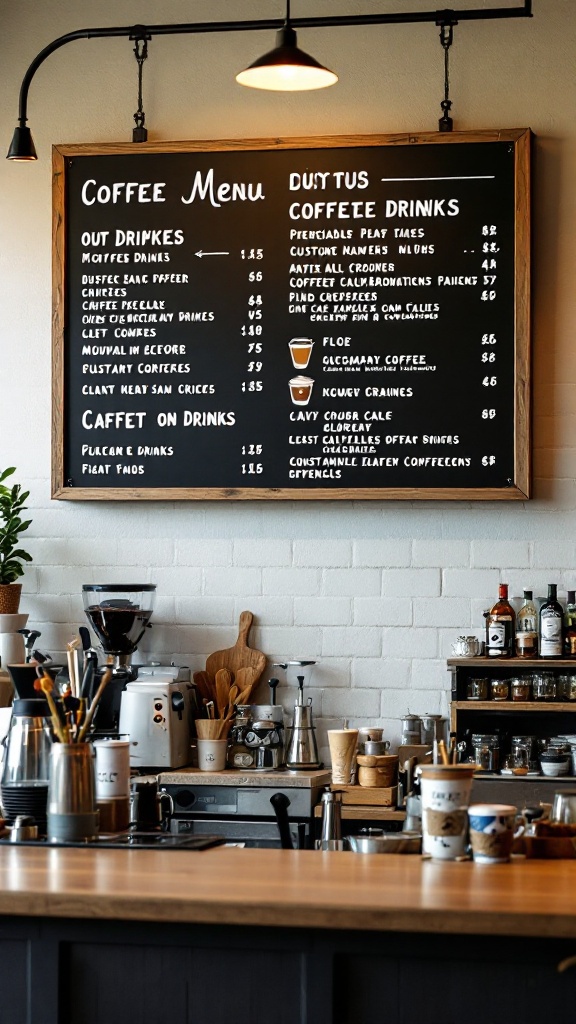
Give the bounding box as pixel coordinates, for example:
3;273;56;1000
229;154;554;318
205;611;266;688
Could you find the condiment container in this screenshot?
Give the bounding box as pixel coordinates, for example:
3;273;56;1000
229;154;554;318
400;714;421;744
467;678;488;700
490;678;509;701
510;677;532;702
532;673;557;701
472;733;500;771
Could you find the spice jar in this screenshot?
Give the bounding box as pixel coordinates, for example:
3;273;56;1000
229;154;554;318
532;673;557;701
558;675;576;701
472;733;500;771
510;676;532;702
490;678;509;701
466;678;488;701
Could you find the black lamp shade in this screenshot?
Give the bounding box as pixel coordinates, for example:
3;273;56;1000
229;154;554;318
236;25;338;91
7;125;38;161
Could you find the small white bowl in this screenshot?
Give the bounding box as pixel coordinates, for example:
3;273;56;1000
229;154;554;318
541;760;570;777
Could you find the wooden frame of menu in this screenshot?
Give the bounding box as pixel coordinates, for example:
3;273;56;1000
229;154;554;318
52;128;531;501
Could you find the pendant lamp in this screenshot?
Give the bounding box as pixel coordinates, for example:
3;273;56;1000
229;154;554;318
236;2;338;92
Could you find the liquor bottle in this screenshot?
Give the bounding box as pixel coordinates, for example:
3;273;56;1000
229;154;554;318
564;590;576;657
539;583;563;658
515;589;538;658
486;583;516;658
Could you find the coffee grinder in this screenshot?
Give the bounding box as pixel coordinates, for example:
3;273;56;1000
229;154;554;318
82;584;156;731
82;584;195;768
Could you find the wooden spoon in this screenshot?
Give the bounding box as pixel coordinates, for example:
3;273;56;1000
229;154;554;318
234;666;257;702
215;668;232;718
235;684;253;707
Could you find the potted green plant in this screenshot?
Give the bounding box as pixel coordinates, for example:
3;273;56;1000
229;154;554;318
0;467;33;614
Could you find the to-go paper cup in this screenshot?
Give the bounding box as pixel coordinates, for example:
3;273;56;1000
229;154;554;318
328;729;358;784
419;764;475;859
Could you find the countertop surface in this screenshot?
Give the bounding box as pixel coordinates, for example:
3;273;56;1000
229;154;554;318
159;767;331;787
1;846;576;937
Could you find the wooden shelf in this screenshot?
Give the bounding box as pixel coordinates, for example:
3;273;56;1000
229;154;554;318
314;805;406;821
452;701;576;712
447;658;576;668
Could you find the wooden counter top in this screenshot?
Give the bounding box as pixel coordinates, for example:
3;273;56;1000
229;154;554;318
1;846;576;938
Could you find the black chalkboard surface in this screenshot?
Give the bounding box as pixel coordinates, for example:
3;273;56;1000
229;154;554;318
52;130;531;500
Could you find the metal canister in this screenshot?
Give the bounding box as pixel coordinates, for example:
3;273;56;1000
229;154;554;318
401;714;422;745
226;706;255;769
420;715;445;747
244;719;285;770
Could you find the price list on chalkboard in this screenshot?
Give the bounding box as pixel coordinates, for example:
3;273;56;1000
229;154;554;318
53;130;530;500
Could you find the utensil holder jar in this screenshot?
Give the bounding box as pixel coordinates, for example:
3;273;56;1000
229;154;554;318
47;743;98;843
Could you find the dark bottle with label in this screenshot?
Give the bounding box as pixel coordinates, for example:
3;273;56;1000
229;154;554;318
486;583;516;658
539;583;563;658
564;590;576;657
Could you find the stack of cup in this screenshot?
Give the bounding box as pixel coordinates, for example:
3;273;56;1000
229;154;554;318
419;764;476;860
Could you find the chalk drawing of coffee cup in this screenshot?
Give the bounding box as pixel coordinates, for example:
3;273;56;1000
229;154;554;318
289;376;314;406
288;338;314;369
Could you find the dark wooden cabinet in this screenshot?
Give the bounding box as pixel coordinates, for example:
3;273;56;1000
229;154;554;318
449;657;576;770
2;915;576;1024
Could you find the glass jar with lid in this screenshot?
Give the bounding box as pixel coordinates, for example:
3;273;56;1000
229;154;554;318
558;675;576;701
490;678;509;701
466;678;488;701
531;672;557;701
471;733;500;771
510;676;532;702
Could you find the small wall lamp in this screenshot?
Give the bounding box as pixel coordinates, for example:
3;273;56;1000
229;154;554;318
7;2;532;161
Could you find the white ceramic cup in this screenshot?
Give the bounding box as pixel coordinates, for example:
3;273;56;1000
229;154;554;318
468;803;524;863
419;764;476;859
197;738;228;772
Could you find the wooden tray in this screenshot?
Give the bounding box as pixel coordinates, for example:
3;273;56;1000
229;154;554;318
330;785;398;806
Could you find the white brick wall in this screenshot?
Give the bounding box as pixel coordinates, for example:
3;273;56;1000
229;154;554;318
3;0;576;756
14;516;576;750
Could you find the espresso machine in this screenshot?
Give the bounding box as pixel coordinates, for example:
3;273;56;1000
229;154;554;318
82;583;196;768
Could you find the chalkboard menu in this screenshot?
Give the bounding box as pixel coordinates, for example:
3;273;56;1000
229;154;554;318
52;129;531;500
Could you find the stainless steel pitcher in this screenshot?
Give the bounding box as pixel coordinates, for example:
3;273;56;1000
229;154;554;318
317;789;343;851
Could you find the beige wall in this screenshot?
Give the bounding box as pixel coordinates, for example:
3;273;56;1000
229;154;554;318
1;0;575;753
